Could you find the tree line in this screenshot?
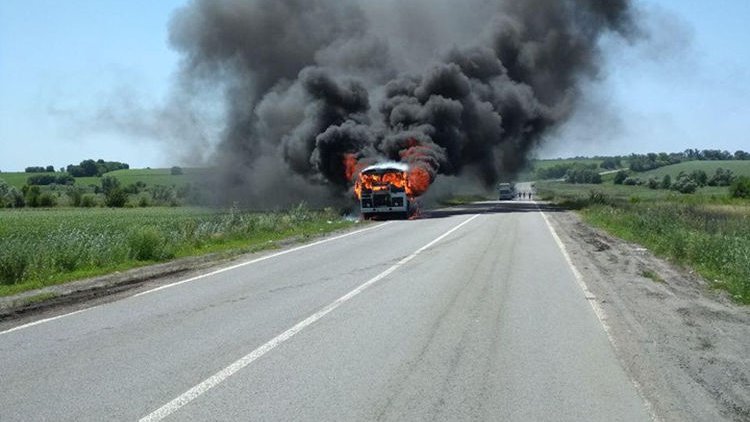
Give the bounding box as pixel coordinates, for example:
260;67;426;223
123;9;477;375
24;159;129;178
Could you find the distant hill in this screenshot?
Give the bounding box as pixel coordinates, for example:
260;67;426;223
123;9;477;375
637;161;750;179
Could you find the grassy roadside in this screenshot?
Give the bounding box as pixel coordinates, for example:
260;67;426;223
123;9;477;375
538;182;749;304
0;205;356;296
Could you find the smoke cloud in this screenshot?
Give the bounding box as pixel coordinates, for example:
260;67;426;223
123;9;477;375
167;0;635;206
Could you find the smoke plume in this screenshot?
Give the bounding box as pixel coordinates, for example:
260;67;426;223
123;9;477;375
168;0;635;206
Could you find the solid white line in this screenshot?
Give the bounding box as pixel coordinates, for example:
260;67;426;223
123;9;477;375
0;222;390;337
139;214;480;422
536;203;660;422
0;309;92;336
133;222;391;298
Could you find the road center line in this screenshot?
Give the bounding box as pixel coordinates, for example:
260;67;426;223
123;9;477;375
139;214;480;422
1;222;390;337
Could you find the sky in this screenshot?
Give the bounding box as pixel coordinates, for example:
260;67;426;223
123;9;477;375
0;0;748;171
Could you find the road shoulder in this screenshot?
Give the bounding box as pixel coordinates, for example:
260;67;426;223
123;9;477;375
545;209;750;422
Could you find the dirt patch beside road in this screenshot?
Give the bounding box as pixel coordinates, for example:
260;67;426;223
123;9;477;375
545;210;750;422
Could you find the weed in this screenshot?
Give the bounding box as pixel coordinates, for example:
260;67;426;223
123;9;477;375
641;268;665;283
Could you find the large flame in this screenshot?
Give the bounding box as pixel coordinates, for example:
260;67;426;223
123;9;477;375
342;137;436;200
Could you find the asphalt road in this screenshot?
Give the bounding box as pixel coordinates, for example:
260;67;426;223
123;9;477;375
0;200;652;421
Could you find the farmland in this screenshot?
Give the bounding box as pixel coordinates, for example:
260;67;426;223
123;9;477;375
0;167;206;190
637;160;750;180
0;206;354;296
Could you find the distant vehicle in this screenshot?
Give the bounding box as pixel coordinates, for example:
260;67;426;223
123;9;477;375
498;183;515;200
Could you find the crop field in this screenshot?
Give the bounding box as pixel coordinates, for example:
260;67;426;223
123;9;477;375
637;160;750;180
0;167;211;190
0;205;354;296
0;171;51;188
532;158;604;170
538;181;750;303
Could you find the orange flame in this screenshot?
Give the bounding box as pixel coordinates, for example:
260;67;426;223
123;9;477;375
343;153;360;182
406;166;431;197
343;137;437;200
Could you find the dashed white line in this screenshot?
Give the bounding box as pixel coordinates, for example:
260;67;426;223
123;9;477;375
133;222;391;298
139;214;480;422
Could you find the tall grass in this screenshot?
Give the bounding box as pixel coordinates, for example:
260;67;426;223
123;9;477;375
538;182;750;304
583;203;749;303
0;205;352;295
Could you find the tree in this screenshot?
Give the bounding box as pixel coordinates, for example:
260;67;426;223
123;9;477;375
170;166;183;175
100;176;121;195
80;159;99;177
734;150;750;160
599;157;620;170
101;176;127;207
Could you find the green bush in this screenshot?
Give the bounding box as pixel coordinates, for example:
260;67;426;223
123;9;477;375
613;170;628;185
127;227;173;261
38;192;57;207
661;174;672;189
80;194;98;207
105;188;128;208
730;176;750;199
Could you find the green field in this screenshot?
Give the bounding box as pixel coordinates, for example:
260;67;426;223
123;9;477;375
0;171;53;188
0;167;211;189
0;206;354;296
538;181;750;303
635;160;750;179
532;158;604;170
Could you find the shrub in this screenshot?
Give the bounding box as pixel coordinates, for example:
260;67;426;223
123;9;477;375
105;187;128;208
127;227;173;261
672;178;697;194
730;176;750;199
623;177;641;186
565;169;602;184
614;170;628;185
170;166;183;175
38;192;57;207
80;194;98;207
689;170;708;186
661;174;672;189
647;178;660;189
0;180;24;208
708;168;735;187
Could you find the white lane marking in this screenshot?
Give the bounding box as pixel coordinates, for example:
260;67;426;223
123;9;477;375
0;309;92;336
139;214;480;422
0;222;390;336
536;204;660;422
133;222;391;298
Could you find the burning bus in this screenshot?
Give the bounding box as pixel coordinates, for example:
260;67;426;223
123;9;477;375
354;163;413;219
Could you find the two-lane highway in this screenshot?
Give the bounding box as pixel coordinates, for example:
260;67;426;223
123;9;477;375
0;202;652;421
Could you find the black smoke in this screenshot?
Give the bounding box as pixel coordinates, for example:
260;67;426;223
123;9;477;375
168;0;635;206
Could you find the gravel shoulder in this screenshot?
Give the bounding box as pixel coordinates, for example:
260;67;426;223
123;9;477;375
546;209;750;422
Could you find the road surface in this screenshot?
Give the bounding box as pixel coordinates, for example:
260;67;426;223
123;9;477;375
0;200;652;421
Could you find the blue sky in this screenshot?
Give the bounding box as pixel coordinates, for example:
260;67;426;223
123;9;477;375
0;0;748;171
